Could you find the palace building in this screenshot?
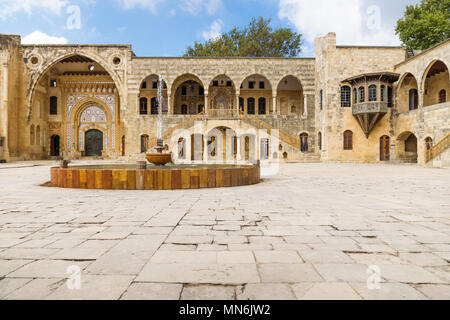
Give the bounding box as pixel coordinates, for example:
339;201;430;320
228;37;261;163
0;32;449;166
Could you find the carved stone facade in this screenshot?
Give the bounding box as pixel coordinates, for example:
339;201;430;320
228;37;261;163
0;32;448;166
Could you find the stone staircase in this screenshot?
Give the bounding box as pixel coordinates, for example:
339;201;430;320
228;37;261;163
426;134;450;168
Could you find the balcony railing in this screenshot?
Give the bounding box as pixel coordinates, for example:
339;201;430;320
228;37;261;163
206;108;238;119
352;101;388;115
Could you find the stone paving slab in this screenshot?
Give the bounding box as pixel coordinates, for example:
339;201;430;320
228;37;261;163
0;163;449;300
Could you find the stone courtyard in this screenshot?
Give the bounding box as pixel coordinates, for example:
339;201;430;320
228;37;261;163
0;162;449;300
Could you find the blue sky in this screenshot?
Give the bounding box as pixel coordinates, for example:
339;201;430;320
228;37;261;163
0;0;420;57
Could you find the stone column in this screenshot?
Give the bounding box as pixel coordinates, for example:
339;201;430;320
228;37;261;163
236;90;240;117
236;134;241;161
203;135;209;163
167;92;172;114
204;93;209;117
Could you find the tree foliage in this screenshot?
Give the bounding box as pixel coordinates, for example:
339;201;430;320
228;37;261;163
184;17;302;57
396;0;450;50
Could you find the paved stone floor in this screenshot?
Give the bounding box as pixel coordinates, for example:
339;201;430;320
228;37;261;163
0;162;449;300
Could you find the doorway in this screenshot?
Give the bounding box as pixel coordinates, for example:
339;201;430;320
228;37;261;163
85;129;103;157
380;135;390;161
50;135;60;157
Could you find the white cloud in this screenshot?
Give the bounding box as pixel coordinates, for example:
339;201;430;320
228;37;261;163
278;0;401;47
118;0;165;14
22;30;68;45
0;0;69;19
179;0;223;15
202;19;223;40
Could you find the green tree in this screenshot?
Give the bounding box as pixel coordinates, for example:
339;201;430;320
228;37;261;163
396;0;450;50
184;17;302;57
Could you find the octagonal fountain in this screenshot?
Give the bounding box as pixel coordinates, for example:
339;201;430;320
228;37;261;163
49;75;260;190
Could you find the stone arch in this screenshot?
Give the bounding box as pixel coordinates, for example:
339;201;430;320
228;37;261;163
396;131;418;163
26;51;124;122
207;126;237;162
277;75;305;116
239;74;272;115
171;73;205;115
70;98;113;155
208;74;236;117
397;72;419;113
421;60;450;107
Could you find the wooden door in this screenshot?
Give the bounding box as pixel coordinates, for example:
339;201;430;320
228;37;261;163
380;136;390;161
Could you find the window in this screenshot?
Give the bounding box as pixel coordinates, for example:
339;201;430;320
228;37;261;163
178;138;186;159
259;81;265;89
300;133;308;152
258;98;266;115
151;98;158;115
140;135;149;153
213;80;219;87
439;89;447;104
239;97;244;113
344;130;353;150
341;86;351;107
353;88;357;104
368;85;377;102
152;82;158;89
319;90;323;110
247;98;255;114
249;81;255;89
226;81;232;87
291;105;296;113
49;96;58;115
199;87;204;95
388;87;393;107
141;81;147;89
318;132;322;151
198;105;204;114
425;137;433;151
36;126;40;146
409;89;418;110
30;125;35;145
359;87;365;103
50;80;57;87
139;98;148;115
181;104;188;115
181;86;187;95
380;85;386;102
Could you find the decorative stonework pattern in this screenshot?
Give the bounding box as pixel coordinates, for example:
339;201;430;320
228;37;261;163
80;106;107;123
66;94;87;121
66;124;71;149
94;94;116;121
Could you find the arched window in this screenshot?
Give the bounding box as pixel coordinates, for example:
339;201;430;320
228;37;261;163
380;85;386;102
318;132;322;151
151;98;158;115
368;85;377;102
139;98;148;115
36;126;41;146
343;130;353;150
358;87;365;103
388;87;393;107
425;137;433;151
247;98;255;115
50;96;58;115
258;98;266;115
140;135;149;153
341;86;351;107
178;138;186;159
409;89;418;110
300;133;309;152
239;98;244;113
30;125;35;145
439;89;447;104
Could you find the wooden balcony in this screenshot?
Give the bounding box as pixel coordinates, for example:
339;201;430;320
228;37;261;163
352;101;388;115
352;102;388;138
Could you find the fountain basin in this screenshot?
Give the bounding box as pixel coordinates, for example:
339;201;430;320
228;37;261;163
50;164;260;190
146;153;173;166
